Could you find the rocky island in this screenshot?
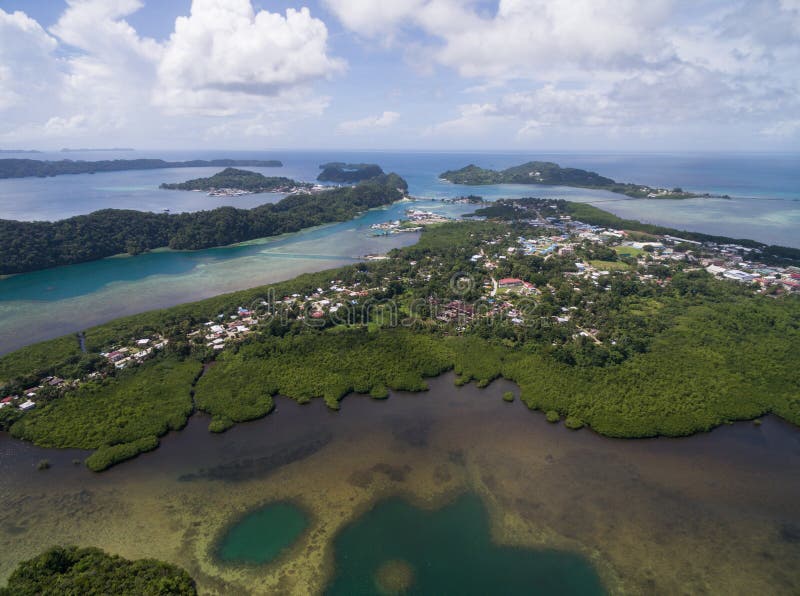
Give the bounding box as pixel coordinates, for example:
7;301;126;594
317;162;386;184
440;161;724;200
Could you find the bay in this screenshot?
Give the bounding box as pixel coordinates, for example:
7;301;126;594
1;376;797;593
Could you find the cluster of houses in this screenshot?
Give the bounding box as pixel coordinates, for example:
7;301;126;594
701;256;800;294
0;375;71;412
370;209;451;235
188;307;261;350
102;337;169;369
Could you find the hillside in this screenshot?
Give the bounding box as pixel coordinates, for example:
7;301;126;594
160;167;307;193
440;161;713;199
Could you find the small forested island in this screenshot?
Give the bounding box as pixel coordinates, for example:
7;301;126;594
60;147;135;152
1;198;798;472
0;546;196;595
0;158;283;179
317;162;386;183
440;161;723;199
0;173;408;275
160;167;310;195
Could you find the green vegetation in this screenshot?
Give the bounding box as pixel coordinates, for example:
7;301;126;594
160;168;304;192
36;459;50;471
614;245;644;258
317;162;389;184
1;214;798;470
503;391;515;403
0;173;407;274
86;436;160;472
440;160;711;199
441;161;615;187
589;260;631;271
10;359;200;469
564;417;585;430
195;329;454;422
0;157;281;179
0;546;196;595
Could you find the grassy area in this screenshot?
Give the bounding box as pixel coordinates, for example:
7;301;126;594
590;260;632;271
614;245;644;257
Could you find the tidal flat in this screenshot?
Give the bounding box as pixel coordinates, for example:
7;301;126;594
1;374;798;594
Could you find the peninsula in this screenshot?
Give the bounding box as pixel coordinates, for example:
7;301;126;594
160;167;311;195
317;162;386;184
1;198;797;471
0;173;408;275
0;158;283;179
440;161;725;199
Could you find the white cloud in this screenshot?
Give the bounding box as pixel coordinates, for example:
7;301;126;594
425;103;510;138
0;1;344;145
321;1;426;38
0;10;60;111
761;119;800;137
338;111;400;134
330;0;800;142
156;1;345;115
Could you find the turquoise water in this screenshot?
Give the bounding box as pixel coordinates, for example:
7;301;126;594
0;199;475;354
325;493;606;595
0;150;798;354
217;502;308;565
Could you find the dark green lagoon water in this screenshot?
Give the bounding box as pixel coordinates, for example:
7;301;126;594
326;493;605;596
217;502;308;565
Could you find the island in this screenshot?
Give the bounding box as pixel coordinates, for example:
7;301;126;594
1;198;797;471
60;147;135;152
317;162;386;184
0;158;283;179
440;161;725;199
0;173;409;275
160;167;312;196
0;546;196;595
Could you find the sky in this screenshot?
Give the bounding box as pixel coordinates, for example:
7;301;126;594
0;0;798;151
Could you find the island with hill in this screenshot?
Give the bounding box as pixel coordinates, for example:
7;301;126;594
1;198;797;471
160;167;312;196
317;162;386;184
440;161;726;199
0;158;283;179
0;173;409;275
60;147;135;152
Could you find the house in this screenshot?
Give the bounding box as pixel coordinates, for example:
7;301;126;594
107;351;126;363
499;278;524;288
723;270;756;283
19;400;36;411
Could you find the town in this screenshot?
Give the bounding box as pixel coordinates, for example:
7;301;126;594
2;198;798;415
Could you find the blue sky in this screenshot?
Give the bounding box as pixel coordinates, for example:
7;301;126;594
0;0;798;151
